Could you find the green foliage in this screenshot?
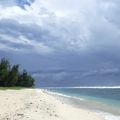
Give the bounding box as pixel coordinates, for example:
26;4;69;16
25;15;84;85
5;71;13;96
7;65;19;86
0;58;10;86
17;70;34;87
0;58;35;87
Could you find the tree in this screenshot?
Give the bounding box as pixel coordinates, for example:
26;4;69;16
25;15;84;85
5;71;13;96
0;58;10;86
7;65;19;86
0;58;35;87
17;70;35;87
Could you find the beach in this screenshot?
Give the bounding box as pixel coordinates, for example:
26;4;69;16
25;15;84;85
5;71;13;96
0;89;105;120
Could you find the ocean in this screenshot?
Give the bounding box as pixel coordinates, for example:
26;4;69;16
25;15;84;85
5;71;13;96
48;87;120;120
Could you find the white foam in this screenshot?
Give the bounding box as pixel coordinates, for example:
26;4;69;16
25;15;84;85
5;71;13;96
46;86;120;89
98;111;120;120
73;86;120;89
46;90;84;101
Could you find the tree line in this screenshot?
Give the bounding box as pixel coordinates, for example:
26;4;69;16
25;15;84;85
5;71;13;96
0;58;35;87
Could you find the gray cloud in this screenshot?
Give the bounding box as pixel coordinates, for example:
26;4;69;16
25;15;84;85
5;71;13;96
0;19;54;54
34;68;120;87
0;0;120;86
0;0;120;54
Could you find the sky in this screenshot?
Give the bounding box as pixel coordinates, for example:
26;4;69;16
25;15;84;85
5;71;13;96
0;0;120;87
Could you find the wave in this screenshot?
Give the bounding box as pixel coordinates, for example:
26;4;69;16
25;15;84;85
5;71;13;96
73;86;120;89
46;90;84;101
98;111;120;120
46;86;120;89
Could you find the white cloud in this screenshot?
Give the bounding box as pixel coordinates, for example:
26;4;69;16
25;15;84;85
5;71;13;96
0;0;120;54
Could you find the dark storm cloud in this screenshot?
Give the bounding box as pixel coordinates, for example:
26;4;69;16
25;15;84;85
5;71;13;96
0;19;54;53
0;0;120;86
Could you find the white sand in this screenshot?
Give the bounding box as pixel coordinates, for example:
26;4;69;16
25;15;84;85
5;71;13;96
0;89;105;120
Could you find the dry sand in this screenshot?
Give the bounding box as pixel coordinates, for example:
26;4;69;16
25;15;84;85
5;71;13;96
0;89;105;120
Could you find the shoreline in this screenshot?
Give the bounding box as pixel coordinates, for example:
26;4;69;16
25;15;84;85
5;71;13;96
46;90;120;114
0;88;112;120
46;89;120;120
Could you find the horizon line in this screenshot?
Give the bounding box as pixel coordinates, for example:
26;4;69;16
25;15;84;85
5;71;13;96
40;86;120;89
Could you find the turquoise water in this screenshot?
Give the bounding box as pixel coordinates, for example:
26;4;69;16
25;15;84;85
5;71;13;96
49;88;120;106
48;88;120;117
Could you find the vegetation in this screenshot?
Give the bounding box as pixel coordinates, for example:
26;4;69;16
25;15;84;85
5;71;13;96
0;58;35;87
0;87;25;90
